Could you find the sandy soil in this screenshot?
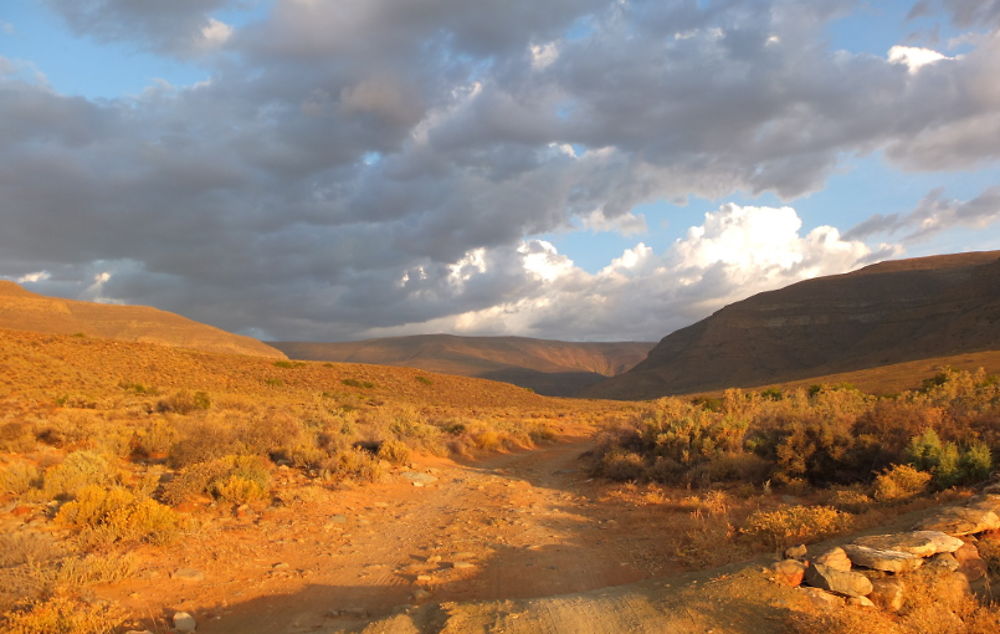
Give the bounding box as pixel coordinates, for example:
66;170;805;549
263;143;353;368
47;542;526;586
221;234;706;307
103;429;692;632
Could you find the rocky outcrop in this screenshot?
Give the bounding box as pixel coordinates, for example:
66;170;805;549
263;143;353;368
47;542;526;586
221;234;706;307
587;251;1000;399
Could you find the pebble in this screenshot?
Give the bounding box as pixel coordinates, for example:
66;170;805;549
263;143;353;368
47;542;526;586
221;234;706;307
171;568;205;583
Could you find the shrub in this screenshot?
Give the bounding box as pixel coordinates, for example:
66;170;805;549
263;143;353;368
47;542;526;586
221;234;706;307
825;488;873;513
273;360;306;369
0;461;40;496
960;441;993;483
161;455;271;506
2;594;124;634
56;552;137;586
742;505;852;549
323;448;386;483
873;464;932;502
341;378;374;389
0;422;36;452
377;439;411;465
55;485;181;546
598;450;647;481
156;390;211;414
42;452;115;500
415;375;433;385
214;475;268;505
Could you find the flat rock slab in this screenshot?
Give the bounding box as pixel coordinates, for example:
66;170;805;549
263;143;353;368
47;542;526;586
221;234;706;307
842;544;923;573
916;507;1000;536
401;472;438;485
852;531;964;557
804;562;873;598
801;587;845;609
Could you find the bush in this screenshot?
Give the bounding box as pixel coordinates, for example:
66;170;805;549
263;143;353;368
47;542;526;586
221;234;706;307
0;422;36;452
0;461;40;496
214;475;268;505
873;464;932;502
2;594;124;634
55;485;181;546
273;360;306;369
377;439;411;465
323;448;386;483
960;441;993;483
156;390;211;414
341;378;374;389
742;505;852;549
825;488;873;513
161;455;271;506
598;450;647;481
42;452;115;500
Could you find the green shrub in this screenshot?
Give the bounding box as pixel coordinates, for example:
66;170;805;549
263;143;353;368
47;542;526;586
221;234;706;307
273;360;306;369
341;378;374;389
960;441;993;483
415;375;433;385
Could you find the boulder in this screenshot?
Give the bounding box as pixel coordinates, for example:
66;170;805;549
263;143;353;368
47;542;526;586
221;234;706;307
965;494;1000;514
843;544;924;573
173;612;196;633
916;507;1000;536
869;578;905;612
784;544;808;560
927;552;961;572
800;587;845;609
814;547;853;572
851;531;964;557
772;559;808;587
846;595;876;608
953;542;988;581
804;562;873;598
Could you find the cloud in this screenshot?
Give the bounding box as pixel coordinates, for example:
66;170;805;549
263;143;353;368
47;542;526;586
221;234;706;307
42;0;232;56
15;271;51;284
888;45;953;72
363;203;897;342
2;0;999;341
846;186;1000;242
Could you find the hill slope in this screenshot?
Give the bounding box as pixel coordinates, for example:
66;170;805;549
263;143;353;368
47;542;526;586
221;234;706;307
0;281;285;359
588;251;1000;399
270;335;654;396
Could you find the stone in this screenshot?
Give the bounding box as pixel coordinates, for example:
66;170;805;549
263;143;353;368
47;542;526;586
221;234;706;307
846;596;876;608
329;514;348;524
411;588;432;601
954;543;988;581
814;547;852;572
401;471;437;485
965;494;1000;514
272;562;290;570
842;544;924;573
916;507;1000;536
852;531;964;557
869;578;905;612
171;568;204;583
927;552;960;572
804;562;873;598
784;544;808;560
173;612;196;633
771;559;808;587
800;587;845;609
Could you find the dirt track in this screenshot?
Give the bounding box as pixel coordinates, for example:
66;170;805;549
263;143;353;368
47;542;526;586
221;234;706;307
106;432;694;632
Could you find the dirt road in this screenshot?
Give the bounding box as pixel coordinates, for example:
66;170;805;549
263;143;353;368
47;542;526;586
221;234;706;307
106;432;689;632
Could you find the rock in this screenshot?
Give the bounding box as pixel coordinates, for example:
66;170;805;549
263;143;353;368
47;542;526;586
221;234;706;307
852;531;965;557
800;587;845;608
401;472;437;485
927;552;961;572
411;588;432;601
842;544;924;573
846;595;876;608
784;544;808;560
772;559;808;587
965;494;1000;514
173;612;197;632
916;507;1000;536
329;514;348;524
804;562;873;598
450;561;475;569
814;547;852;572
171;568;204;583
272;562;290;570
954;543;988;581
869;578;905;612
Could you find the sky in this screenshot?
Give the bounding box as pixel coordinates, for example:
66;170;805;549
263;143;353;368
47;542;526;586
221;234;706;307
1;0;999;343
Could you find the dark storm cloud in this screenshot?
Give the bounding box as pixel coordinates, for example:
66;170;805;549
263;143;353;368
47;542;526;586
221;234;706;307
3;0;1000;340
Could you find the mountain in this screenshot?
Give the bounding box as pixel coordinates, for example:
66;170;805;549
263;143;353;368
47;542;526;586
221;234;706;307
270;335;654;396
0;281;285;359
587;251;1000;399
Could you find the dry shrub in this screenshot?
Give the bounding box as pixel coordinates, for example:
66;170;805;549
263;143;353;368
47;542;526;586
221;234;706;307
156;390;211;414
0;460;40;496
55;485;181;547
161;454;271;505
824;487;874;513
129;419;177;460
41;451;116;500
56;552;137;586
377;439;411;465
1;594;124;634
323;448;387;483
598;449;647;481
873;464;932;502
0;422;36;453
742;505;853;549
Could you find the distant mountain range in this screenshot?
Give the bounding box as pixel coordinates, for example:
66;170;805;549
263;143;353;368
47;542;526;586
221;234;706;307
0;281;285;359
270;335;654;396
586;251;1000;399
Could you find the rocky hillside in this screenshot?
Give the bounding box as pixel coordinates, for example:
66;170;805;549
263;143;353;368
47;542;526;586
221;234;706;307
588;251;1000;399
0;281;285;359
270;335;653;396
